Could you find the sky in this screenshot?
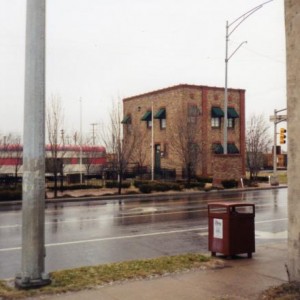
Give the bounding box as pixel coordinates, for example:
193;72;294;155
0;0;286;140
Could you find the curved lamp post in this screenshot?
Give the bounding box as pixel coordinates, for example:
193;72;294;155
224;0;274;154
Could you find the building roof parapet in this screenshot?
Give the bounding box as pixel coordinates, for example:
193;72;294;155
123;84;245;102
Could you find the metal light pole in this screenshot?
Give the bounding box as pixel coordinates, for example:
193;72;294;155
15;0;51;288
91;123;97;145
273;109;278;176
151;100;154;181
224;0;274;154
79;98;83;184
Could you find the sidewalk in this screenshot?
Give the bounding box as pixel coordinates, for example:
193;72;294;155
42;243;288;300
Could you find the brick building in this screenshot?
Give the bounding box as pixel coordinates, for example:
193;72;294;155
122;84;246;181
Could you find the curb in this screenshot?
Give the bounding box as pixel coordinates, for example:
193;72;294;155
0;185;287;207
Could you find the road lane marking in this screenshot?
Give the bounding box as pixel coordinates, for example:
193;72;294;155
0;217;288;253
255;218;287;224
0;205;288;230
0;226;209;252
255;230;287;239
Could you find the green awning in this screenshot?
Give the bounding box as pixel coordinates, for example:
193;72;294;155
121;115;131;124
228;143;239;154
154;108;166;119
211;107;224;118
213;143;224;154
141;111;152;121
213;143;239;154
228;107;239;118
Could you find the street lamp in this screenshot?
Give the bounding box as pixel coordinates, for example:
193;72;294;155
79;98;83;184
151;100;154;181
224;0;274;154
90;123;97;145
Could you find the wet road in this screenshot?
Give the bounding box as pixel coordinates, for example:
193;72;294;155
0;188;287;279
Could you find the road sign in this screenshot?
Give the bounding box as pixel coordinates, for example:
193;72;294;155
269;115;287;123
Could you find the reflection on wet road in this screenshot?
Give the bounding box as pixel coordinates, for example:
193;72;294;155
0;188;287;279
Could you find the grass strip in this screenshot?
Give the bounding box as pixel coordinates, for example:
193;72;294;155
0;253;215;299
258;281;300;300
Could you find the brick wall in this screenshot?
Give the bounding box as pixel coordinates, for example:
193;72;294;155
212;154;244;186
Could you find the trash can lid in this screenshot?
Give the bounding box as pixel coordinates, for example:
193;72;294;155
208;201;255;208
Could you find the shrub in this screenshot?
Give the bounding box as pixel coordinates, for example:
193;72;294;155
105;181;131;189
139;184;153;193
0;190;22;201
255;176;269;182
48;184;102;191
183;182;205;189
195;176;213;184
221;179;238;189
133;180;149;188
138;182;182;193
165;183;182;191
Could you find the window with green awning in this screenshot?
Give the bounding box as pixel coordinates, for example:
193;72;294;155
212;143;224;154
154;108;166;119
141;111;152;121
228;107;239;118
121;115;131;124
228;143;239;154
212;143;239;154
211;107;224;118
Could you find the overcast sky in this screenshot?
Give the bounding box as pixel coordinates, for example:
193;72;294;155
0;0;286;139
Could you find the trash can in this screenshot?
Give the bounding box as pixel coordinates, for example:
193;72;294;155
208;202;255;258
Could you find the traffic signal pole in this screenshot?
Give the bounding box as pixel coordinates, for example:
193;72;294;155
270;108;287;185
273;109;277;176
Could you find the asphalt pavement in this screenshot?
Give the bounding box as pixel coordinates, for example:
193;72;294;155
41;242;287;300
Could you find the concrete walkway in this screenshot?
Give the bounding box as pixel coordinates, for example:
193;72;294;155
42;243;287;300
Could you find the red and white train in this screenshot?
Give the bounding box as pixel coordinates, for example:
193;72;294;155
0;144;106;175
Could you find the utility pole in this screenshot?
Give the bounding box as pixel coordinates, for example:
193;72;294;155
151;100;154;181
285;0;300;282
15;0;51;288
79;98;83;184
91;123;97;145
61;129;65;145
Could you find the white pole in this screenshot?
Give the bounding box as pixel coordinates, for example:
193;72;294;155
15;0;50;288
224;21;229;154
151;101;154;181
273;109;277;176
79;98;83;184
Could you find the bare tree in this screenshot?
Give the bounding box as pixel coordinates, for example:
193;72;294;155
46;94;65;197
100;100;138;194
0;133;23;185
7;134;22;184
0;134;7;173
130;127;148;178
246;114;272;181
169;104;202;186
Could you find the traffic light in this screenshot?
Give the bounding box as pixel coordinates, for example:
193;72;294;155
279;128;287;144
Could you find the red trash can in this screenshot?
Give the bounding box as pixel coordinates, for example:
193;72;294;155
208;202;255;258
